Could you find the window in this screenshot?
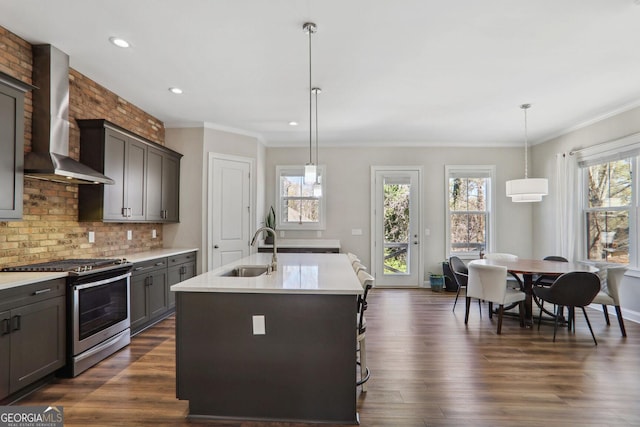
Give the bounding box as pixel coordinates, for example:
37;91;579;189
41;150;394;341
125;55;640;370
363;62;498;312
276;165;325;230
445;166;495;258
584;159;631;264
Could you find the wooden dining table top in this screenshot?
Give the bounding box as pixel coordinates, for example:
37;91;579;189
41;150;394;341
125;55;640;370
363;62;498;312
472;258;598;276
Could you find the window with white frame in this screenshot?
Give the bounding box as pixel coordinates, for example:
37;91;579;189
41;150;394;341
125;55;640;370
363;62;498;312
583;159;632;264
445;165;495;258
276;165;326;230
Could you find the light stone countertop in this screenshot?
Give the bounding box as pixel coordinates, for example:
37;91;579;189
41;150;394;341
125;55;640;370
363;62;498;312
171;252;362;295
0;247;198;291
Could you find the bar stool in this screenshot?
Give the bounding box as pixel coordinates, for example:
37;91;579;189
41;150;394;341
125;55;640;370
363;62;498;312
356;269;374;391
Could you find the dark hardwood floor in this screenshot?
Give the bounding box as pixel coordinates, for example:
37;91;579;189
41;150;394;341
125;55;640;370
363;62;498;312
14;289;640;426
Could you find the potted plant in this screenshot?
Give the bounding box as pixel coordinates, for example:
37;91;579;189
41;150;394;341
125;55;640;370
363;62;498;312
264;206;276;245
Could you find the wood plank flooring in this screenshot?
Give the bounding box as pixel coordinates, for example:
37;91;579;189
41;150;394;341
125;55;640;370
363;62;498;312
13;289;640;426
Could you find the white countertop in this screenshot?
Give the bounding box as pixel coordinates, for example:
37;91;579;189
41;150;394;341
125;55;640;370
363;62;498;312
171;252;362;295
0;271;69;291
125;248;198;263
258;239;341;249
0;247;198;292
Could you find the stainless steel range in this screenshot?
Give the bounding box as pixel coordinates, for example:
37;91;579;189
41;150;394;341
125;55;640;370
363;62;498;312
4;258;133;377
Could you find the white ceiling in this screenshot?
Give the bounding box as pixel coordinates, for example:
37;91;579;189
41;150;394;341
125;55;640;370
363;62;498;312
2;0;640;147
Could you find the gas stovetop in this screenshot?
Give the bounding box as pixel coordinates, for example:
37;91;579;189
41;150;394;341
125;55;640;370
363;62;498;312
2;258;130;274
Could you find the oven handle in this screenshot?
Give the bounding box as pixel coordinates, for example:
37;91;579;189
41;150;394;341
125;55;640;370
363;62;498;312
73;272;132;290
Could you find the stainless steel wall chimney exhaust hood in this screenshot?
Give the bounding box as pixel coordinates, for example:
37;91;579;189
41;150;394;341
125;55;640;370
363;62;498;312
24;44;114;185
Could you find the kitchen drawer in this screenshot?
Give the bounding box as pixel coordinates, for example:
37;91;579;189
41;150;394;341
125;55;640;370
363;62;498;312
0;279;66;312
131;258;168;275
168;252;196;266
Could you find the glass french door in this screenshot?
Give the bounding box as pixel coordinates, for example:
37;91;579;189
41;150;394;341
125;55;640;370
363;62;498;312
372;168;422;287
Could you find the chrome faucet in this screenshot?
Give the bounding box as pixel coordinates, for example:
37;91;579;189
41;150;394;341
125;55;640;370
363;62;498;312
251;227;277;272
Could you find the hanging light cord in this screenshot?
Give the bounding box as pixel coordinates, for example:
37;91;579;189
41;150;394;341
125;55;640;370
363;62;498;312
314;88;319;170
307;24;314;165
521;103;531;179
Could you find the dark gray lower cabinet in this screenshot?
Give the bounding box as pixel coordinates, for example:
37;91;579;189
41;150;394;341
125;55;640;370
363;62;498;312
167;252;197;309
130;258;168;334
130;251;197;335
0;279;66;401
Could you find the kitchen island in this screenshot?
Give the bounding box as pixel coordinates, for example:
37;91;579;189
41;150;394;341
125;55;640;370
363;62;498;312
171;252;363;424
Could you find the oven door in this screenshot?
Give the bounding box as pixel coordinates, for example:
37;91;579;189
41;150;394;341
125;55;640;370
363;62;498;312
72;271;131;356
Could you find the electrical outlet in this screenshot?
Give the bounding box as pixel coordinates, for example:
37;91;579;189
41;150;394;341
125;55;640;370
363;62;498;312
152;229;157;239
88;231;95;243
352;229;362;235
252;315;266;335
127;230;132;240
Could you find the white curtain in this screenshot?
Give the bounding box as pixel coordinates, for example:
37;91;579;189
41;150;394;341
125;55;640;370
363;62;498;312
555;152;582;260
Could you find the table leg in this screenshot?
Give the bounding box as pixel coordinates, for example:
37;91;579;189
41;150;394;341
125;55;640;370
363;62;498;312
523;273;533;327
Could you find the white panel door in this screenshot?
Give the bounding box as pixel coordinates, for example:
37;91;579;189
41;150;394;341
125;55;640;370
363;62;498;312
372;168;422;287
210;157;251;270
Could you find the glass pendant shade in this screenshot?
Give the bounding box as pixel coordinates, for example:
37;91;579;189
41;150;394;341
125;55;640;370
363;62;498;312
304;163;316;184
313;182;322;197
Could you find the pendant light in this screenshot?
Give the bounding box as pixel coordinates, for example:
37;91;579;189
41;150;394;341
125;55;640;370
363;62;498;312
303;22;317;185
505;104;548;202
312;87;322;197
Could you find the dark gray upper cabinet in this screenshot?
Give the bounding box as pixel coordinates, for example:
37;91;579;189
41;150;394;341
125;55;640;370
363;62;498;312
77;119;182;223
146;147;180;222
0;72;32;220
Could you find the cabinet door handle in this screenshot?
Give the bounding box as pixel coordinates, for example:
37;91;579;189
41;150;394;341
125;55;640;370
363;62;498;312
12;315;21;332
134;266;145;272
122;207;128;217
154;262;165;267
33;288;51;295
1;318;10;336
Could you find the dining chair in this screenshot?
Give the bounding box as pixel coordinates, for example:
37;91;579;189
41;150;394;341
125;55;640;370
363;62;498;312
533;271;601;345
483;252;523;290
592;266;627;336
356;269;374;391
465;262;525;334
533;256;569;317
449;256;474;312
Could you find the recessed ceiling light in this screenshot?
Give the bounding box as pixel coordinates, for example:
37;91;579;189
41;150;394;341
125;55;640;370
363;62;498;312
109;37;130;48
169;87;183;94
289;121;298;126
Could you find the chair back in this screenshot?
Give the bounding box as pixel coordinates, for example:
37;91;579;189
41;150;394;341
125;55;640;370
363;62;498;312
547;272;600;307
605;266;627;304
352;261;367;274
484;253;518;261
347;252;360;264
449;256;468;286
467;262;508;303
356;270;374;333
544;255;568;262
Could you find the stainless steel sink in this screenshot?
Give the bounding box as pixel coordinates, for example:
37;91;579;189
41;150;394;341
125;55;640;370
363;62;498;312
221;265;271;277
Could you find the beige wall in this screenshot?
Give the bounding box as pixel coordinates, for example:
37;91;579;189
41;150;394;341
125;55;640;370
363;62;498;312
266;144;531;279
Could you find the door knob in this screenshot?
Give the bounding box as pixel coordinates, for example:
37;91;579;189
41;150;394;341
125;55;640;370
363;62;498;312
214;245;219;249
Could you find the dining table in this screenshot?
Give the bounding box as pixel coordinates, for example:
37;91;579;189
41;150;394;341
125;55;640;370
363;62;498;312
472;258;599;326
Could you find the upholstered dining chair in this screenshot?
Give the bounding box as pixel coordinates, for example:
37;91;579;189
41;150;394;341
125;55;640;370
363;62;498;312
533;271;601;345
465;262;526;334
533;255;568;287
356;269;374;391
483;252;523;290
449;256;470;312
592;266;627;337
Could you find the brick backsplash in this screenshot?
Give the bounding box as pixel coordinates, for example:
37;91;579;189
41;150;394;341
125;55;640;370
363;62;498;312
0;26;167;268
